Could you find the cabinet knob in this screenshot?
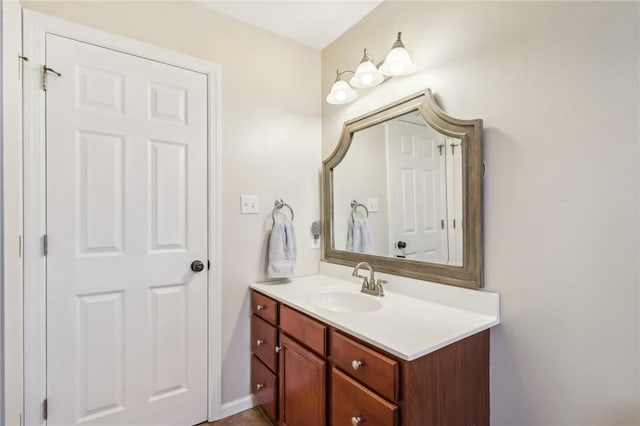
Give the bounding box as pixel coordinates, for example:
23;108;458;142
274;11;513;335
351;417;363;425
256;383;265;390
275;346;282;353
256;339;264;346
351;360;363;370
256;304;265;311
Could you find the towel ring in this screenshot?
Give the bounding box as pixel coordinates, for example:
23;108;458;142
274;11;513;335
350;200;369;220
272;199;294;225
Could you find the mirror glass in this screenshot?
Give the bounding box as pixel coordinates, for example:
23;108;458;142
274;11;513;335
322;90;484;289
332;110;463;266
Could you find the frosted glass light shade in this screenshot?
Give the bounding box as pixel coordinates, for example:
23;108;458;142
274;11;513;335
350;51;384;88
379;32;417;76
326;79;357;105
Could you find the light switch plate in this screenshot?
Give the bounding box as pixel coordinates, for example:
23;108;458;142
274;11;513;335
367;197;379;212
240;195;260;214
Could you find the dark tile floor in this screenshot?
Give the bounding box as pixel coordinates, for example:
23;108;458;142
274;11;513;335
203;408;272;426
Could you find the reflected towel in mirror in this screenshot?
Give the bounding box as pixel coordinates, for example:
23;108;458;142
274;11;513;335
346;217;374;254
268;220;297;278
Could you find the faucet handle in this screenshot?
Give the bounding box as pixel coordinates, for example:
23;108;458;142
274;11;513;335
376;279;387;286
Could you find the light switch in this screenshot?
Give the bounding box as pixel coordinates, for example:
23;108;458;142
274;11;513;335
367;197;379;212
240;195;260;214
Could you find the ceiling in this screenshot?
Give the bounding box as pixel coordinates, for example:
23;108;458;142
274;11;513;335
199;1;383;50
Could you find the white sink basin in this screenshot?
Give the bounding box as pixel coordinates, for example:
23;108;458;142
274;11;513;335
311;289;383;313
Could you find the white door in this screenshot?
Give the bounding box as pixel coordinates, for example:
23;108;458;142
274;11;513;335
386;119;448;262
45;34;208;426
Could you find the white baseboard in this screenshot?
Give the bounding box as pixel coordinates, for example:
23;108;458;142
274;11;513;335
217;394;257;420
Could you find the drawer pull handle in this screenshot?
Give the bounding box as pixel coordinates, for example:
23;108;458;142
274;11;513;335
275;346;282;353
256;304;266;311
256;339;265;346
351;360;364;370
351;416;363;425
256;383;265;390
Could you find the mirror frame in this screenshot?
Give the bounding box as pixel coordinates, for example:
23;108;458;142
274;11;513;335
322;89;484;288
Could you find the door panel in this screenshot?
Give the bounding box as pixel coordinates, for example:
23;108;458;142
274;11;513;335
387;121;447;262
46;33;208;426
279;334;326;426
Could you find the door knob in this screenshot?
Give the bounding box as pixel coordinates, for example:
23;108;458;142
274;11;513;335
191;260;205;272
396;241;407;249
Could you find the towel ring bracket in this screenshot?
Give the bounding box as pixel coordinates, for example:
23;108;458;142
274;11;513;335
272;199;294;224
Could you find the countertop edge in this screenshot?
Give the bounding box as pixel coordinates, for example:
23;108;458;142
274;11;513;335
250;280;500;361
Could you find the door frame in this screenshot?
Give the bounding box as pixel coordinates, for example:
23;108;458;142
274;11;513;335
22;10;222;424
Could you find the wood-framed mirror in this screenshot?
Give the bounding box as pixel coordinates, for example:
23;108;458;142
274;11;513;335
322;89;483;288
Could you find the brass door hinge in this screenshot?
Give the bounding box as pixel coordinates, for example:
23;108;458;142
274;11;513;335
18;55;28;80
42;65;62;91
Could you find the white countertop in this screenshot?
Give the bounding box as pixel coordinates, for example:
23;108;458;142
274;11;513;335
250;274;500;361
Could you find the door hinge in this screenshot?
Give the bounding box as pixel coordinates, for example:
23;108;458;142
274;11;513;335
42;65;62;91
43;234;48;256
441;219;445;230
19;235;22;258
207;260;211;270
453;219;456;229
43;399;48;420
18;55;29;80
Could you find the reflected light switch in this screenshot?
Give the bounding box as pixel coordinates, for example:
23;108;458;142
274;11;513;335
367;198;379;212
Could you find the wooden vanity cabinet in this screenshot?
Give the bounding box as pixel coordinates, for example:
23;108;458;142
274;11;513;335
250;292;279;422
278;333;326;426
278;304;327;426
250;289;490;426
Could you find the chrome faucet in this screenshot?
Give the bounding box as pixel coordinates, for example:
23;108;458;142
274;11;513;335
352;261;386;297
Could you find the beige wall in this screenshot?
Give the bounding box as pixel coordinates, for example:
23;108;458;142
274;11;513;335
22;0;321;407
323;2;639;425
333;124;389;254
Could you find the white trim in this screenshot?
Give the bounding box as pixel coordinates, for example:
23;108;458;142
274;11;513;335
2;2;25;425
22;10;222;424
219;394;257;420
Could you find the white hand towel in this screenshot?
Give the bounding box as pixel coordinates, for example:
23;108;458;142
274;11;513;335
268;220;297;278
358;219;374;254
346;216;374;254
346;215;356;251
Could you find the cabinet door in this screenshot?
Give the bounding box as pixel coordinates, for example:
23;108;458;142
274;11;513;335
279;333;326;426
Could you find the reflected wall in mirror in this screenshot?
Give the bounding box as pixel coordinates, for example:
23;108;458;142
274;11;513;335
322;89;484;288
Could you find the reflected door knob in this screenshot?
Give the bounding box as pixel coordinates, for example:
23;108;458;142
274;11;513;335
191;260;205;272
397;241;407;249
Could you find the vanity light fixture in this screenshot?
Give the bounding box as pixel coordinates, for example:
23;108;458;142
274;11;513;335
350;49;384;88
326;32;417;105
326;70;358;105
379;32;417;76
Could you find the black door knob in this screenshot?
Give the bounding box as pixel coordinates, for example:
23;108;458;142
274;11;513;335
397;241;407;249
191;260;205;272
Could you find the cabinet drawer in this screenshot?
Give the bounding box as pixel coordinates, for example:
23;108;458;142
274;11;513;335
330;330;398;401
251;290;278;325
331;367;397;426
280;305;326;356
251;356;277;422
251;314;278;372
